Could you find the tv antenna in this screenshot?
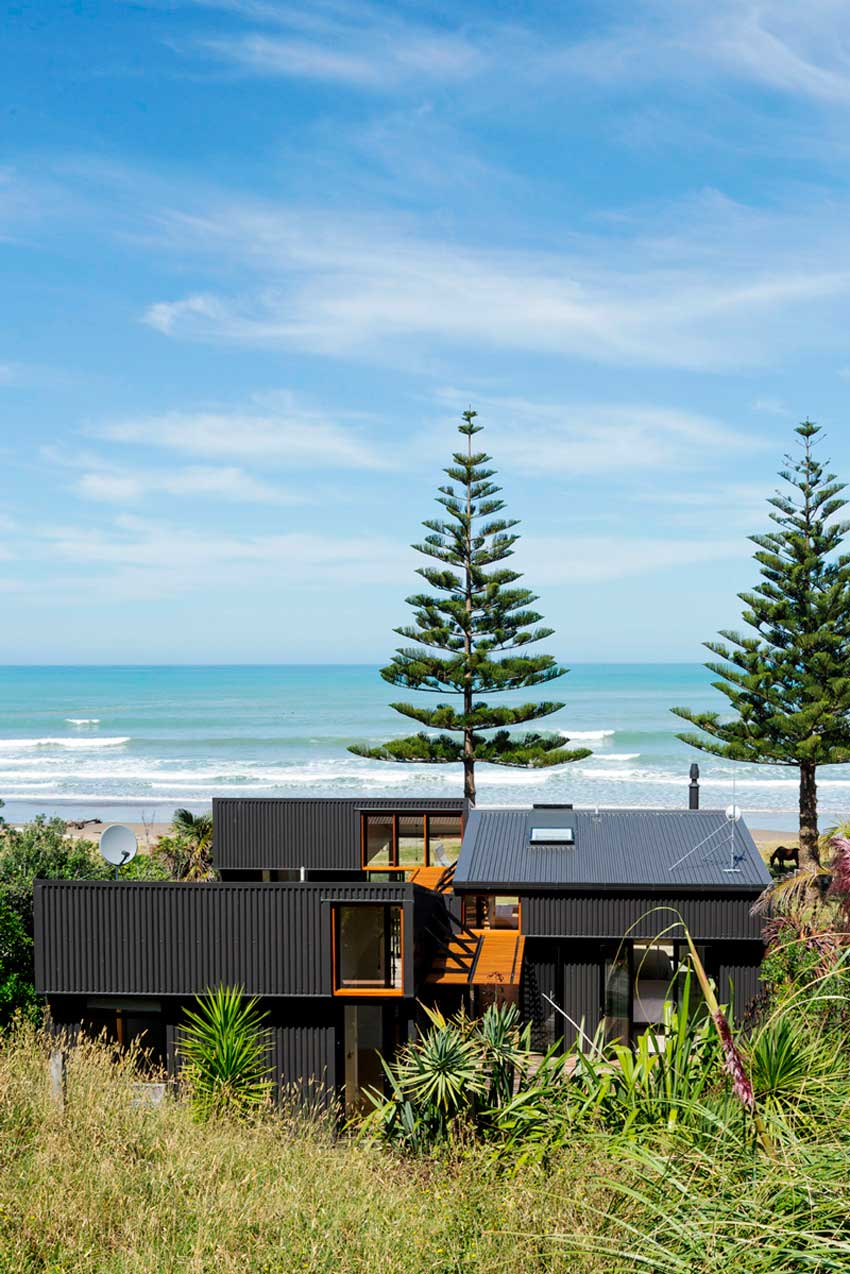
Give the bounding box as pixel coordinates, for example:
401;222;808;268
723;765;742;873
99;824;137;879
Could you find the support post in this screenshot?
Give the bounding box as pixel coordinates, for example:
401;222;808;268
49;1048;67;1110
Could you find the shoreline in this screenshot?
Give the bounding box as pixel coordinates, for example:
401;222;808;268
6;802;799;849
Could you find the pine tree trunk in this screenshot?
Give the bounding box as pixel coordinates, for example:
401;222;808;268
463;728;475;813
798;761;820;871
463;425;475;812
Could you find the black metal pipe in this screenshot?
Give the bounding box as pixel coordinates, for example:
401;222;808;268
688;763;700;810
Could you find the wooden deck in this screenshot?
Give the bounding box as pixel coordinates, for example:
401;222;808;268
427;929;526;987
470;931;526;987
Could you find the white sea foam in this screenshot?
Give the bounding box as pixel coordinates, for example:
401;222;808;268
589;753;640;761
0;737;129;750
65;719;100;725
560;729;615;740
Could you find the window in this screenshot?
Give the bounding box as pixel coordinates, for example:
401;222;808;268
603;941;705;1045
632;942;675;1028
82;997;166;1070
463;894;521;930
428;814;464;866
364;814;394;868
397;815;426;866
334;904;403;994
360;811;463;871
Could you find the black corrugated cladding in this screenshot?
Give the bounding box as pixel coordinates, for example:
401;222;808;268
272;1005;338;1105
35;880;421;998
213;797;463;872
522;942;603;1050
716;948;763;1013
522;892;764;941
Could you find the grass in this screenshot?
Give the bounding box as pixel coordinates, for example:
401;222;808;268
0;1026;612;1273
2;1017;850;1273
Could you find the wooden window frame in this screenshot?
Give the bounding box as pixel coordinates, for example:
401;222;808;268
462;894;523;933
332;903;405;997
360;811;464;872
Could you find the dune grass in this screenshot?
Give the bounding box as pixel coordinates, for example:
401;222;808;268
0;1026;611;1273
1;996;849;1272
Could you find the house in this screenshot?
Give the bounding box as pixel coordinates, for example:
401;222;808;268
34;794;770;1112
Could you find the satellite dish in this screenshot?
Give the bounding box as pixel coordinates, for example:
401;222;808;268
100;824;138;868
725;803;743;823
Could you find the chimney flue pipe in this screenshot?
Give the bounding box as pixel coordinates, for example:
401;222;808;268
688;763;700;810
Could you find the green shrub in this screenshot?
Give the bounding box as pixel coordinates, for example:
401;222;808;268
0;895;38;1027
179;985;273;1119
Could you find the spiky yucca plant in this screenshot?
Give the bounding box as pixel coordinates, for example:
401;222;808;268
179;985;272;1119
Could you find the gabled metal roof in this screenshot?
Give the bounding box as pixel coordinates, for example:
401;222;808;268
454;807;771;891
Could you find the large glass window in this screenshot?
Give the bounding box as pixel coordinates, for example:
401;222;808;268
360;811;463;870
334;904;403;994
397;815;426;866
364;815;394;868
427;814;463;865
632;943;676;1029
603;941;700;1045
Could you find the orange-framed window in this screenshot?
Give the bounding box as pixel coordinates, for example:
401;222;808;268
332;903;404;996
462;894;522;932
360;812;463;871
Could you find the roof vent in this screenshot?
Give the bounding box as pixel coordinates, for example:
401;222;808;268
532;803;573;810
529;825;574;846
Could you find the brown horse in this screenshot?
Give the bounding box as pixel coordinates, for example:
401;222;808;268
770;844;799;870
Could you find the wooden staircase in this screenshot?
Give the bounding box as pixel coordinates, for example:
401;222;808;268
426;919;526;988
426;917;481;985
408;863;456;893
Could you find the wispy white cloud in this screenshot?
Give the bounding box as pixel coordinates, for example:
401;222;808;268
92;399;393;469
192;0;486;89
185;0;850;110
752;397;789;416
433;392;763;475
40;514;414;600
538;2;850;107
140;191;850;371
74;465;293;505
520;533;749;584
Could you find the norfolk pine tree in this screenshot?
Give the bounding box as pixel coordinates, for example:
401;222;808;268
348;411;590;807
673;422;850;874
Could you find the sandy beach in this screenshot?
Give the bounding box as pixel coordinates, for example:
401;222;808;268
55;819;173;851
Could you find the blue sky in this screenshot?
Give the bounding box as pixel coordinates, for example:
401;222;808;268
3;0;850;663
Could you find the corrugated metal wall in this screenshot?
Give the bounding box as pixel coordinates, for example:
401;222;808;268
522;893;764;941
521;939;561;1051
272;1008;338;1106
35;880;418;998
521;940;602;1050
716;950;763;1017
213;797;463;872
562;946;602;1047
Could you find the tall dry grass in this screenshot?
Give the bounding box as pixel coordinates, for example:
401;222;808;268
2;1016;850;1272
0;1025;610;1273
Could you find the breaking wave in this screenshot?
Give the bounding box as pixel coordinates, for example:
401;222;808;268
0;737;130;750
560;729;616;740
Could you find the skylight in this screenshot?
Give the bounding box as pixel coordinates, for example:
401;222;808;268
529;826;574;846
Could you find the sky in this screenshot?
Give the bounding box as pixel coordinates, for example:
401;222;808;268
3;0;850;663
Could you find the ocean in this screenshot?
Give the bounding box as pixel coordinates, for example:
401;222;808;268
0;664;845;830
